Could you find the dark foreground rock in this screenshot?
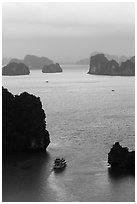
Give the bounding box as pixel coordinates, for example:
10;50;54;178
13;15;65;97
10;55;53;70
42;63;63;73
2;62;30;76
108;142;135;171
2;87;50;153
88;54;135;76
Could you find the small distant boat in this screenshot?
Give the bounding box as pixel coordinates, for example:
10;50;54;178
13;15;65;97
112;89;115;91
53;158;67;170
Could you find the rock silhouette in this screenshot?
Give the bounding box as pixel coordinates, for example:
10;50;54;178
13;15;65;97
120;56;135;76
2;87;50;153
108;142;135;170
2;62;30;76
88;54;135;76
42;63;63;73
10;55;53;70
76;52;130;65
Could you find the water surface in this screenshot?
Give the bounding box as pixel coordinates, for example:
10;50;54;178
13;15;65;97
2;65;135;201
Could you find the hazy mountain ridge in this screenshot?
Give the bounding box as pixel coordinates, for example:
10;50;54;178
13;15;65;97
2;57;11;66
9;55;53;70
3;51;132;67
2;55;63;74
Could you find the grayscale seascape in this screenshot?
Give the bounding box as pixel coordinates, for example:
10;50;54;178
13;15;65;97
2;65;135;201
2;2;135;202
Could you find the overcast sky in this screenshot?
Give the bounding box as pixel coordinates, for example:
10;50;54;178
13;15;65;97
2;2;135;62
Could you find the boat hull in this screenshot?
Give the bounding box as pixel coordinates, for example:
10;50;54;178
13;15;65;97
53;163;67;170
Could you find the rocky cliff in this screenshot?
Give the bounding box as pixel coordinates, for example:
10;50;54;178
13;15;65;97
2;87;50;153
42;63;63;73
108;142;135;170
119;56;135;76
2;62;30;76
88;54;135;76
10;55;53;70
76;52;130;65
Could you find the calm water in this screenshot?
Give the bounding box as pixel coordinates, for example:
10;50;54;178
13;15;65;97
2;65;135;202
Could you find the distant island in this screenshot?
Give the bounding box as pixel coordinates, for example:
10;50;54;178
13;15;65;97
3;54;63;73
76;52;130;65
2;62;30;76
88;54;135;76
42;63;63;73
76;58;90;65
2;87;50;153
2;57;11;66
10;54;53;70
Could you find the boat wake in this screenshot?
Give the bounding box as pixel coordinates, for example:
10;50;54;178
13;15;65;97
47;171;77;201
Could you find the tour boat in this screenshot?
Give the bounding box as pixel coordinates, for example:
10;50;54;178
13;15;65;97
53;158;67;170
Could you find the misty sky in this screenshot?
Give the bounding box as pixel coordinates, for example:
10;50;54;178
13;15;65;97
2;2;135;62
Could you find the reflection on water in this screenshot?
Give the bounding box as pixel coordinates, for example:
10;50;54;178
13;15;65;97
108;167;135;179
3;152;52;202
2;149;135;202
48;171;70;202
107;168;135;202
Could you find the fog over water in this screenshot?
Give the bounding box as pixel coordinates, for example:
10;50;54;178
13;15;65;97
2;65;135;202
3;2;135;62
